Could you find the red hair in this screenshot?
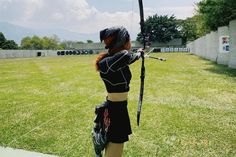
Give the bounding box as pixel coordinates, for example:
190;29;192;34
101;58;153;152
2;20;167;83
95;52;108;71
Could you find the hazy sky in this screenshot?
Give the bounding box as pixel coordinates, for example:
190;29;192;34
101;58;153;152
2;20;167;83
0;0;201;39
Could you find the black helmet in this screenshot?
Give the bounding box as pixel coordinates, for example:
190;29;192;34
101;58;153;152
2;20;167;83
100;26;130;49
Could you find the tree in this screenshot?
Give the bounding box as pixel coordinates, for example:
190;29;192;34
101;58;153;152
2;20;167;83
197;0;236;31
191;15;209;37
1;40;18;49
21;35;62;50
0;32;18;49
137;14;181;43
21;36;33;49
87;40;93;43
178;15;207;44
21;36;43;50
0;32;7;48
60;40;76;49
42;36;58;50
31;35;43;49
77;41;84;44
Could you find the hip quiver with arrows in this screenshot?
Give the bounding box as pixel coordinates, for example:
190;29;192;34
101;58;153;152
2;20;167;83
92;101;110;157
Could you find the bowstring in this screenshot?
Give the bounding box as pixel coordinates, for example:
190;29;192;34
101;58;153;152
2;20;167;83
130;0;134;40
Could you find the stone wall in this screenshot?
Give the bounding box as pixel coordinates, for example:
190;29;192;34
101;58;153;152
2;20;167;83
0;50;57;59
187;19;236;69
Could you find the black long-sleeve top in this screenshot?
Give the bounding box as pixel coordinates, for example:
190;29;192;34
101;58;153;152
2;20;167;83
98;50;140;93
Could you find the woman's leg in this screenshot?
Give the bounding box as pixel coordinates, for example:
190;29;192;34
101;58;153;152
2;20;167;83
105;142;124;157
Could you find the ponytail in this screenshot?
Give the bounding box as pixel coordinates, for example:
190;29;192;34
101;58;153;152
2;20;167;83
95;52;108;71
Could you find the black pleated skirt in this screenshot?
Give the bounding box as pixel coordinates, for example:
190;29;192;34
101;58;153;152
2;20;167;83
106;100;132;143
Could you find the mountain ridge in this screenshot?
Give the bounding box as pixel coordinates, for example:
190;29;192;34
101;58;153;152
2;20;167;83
0;21;99;44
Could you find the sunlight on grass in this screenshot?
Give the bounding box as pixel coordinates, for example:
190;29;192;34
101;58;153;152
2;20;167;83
0;53;236;157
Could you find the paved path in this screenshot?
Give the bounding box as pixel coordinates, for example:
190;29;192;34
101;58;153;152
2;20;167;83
0;147;58;157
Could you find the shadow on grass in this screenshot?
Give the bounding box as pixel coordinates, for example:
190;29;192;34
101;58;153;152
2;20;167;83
205;62;236;78
189;54;236;77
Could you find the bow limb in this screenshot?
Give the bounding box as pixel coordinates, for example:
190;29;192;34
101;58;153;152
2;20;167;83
138;0;145;50
137;0;145;126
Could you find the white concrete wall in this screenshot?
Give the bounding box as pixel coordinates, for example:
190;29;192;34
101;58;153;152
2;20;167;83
192;41;196;54
46;50;58;56
209;31;218;62
229;19;236;68
187;19;236;69
187;42;193;54
199;36;206;58
187;41;196;55
217;26;230;65
205;33;211;59
0;51;6;59
0;50;58;59
23;50;33;58
195;38;201;56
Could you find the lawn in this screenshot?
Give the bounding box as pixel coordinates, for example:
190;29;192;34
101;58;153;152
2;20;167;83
0;53;235;157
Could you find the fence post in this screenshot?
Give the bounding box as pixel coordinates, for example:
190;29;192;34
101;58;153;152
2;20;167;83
195;38;200;56
209;31;218;62
200;36;206;58
229;19;236;69
206;33;211;60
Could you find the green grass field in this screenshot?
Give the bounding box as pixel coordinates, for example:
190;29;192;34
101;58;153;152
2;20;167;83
0;53;236;157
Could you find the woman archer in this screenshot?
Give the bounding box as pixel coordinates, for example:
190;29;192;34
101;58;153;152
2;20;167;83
93;26;142;157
